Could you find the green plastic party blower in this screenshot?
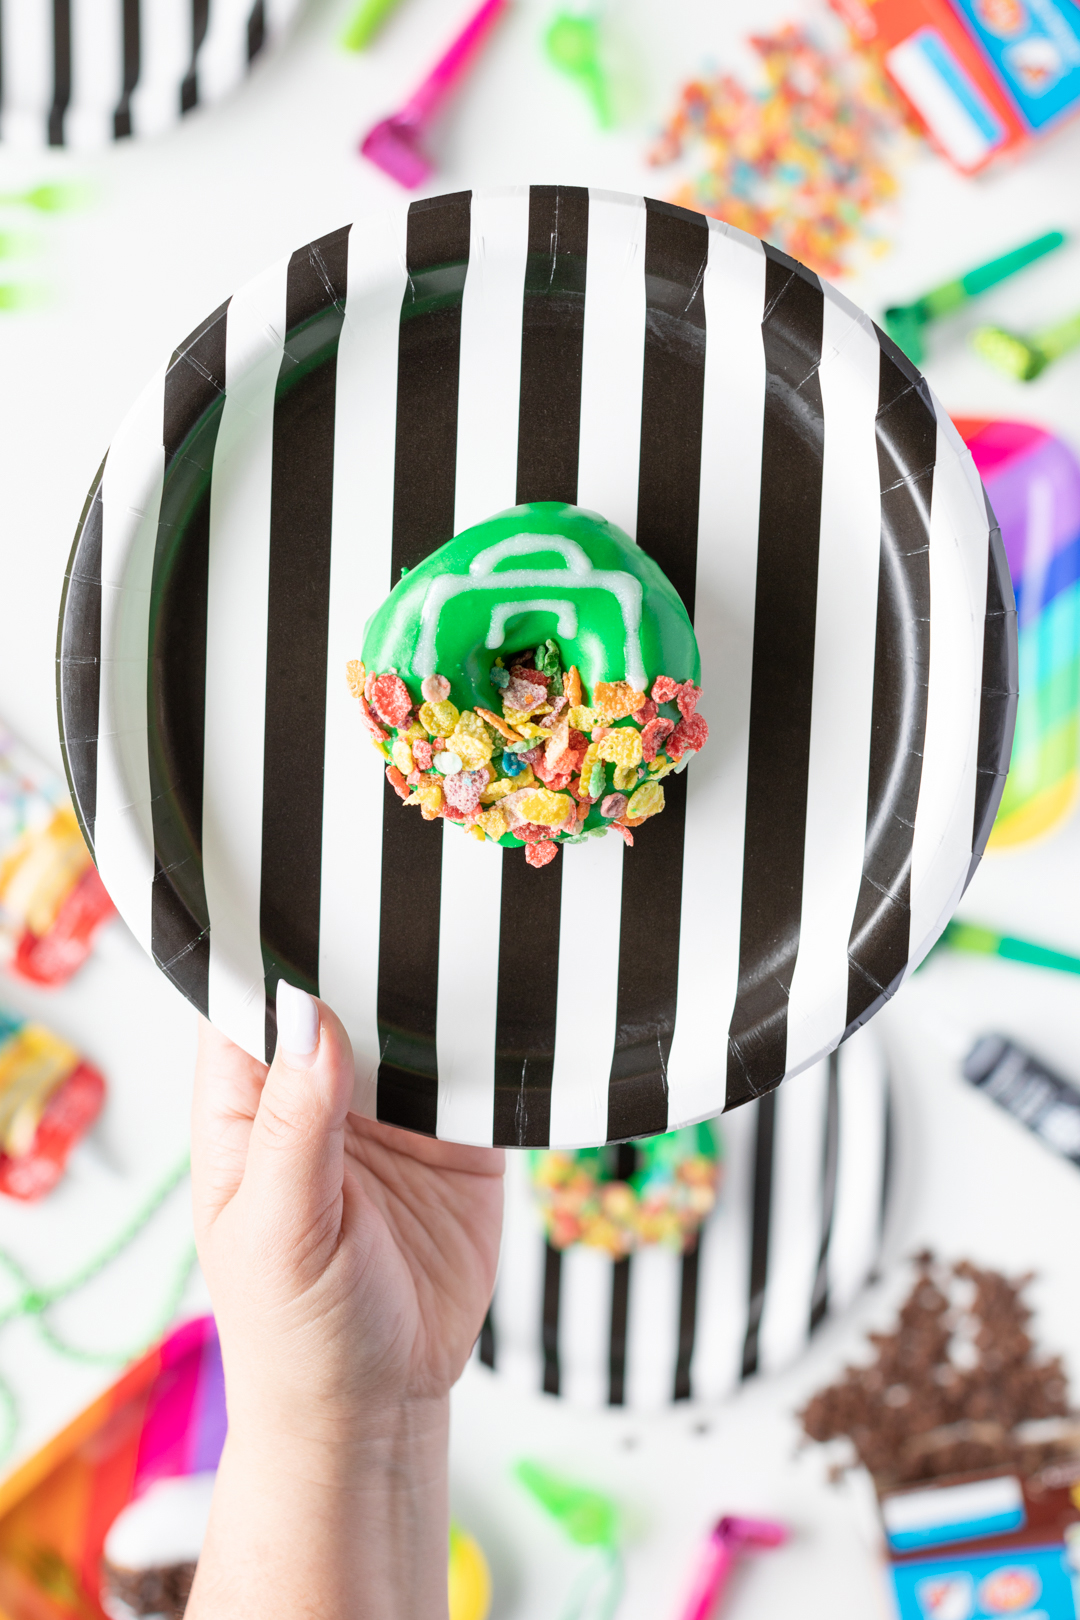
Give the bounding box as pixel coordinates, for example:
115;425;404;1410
933;919;1080;976
545;6;614;128
884;229;1066;366
973;307;1080;382
342;0;408;50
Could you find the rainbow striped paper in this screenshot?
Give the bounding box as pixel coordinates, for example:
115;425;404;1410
0;1315;223;1618
958;419;1080;847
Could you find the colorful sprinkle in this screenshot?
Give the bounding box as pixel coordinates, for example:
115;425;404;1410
351;640;708;864
648;19;911;281
369;673;412;728
627;780;665;820
386;764;410;801
421;673;451;703
422;699;461;736
641;716;675;762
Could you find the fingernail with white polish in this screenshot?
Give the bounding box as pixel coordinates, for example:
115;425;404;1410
276;981;319;1065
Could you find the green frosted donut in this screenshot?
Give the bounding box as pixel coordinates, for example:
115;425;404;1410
363;501;699;703
529;1123;723;1256
351;503;709;866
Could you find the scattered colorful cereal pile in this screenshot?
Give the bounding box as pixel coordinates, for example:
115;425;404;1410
348;639;708;869
800;1253;1074;1488
649;19;911;279
529;1125;721;1257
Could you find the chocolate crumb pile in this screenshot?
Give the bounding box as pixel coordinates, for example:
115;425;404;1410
800;1253;1074;1488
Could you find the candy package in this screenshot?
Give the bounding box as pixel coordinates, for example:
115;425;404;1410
0;1007;105;1200
0;721;114;985
835;0;1080;173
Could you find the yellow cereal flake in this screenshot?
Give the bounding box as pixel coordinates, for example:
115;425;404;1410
414;783;443;820
578;742;601;798
568;706;597;731
403;721;428;742
564;665;583;708
391;737;414;776
371;737;391;760
447;710;495;767
514;789;573;828
648;757;677;780
468;823;486;841
418;698;460;736
503;708;553;731
480;776;516;804
593;681;646;721
477;807;509;841
628;781;665;820
597;727;643;767
346;659;366;699
612;763;638;792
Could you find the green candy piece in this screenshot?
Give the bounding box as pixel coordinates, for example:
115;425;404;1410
361;501;700;713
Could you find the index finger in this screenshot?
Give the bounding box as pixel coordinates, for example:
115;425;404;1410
191;1017;269;1227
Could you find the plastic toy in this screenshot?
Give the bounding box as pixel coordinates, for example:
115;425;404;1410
676;1516;789;1620
545;4;614;127
936;919;1080;977
956;419;1080;846
974;306;1080;381
515;1460;623;1620
360;0;508;186
884;229;1065;365
342;0;409;50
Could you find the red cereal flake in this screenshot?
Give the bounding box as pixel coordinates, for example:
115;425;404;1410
614;824;635;846
370;673;412;728
670;712;709;756
652;676;681;703
443;768;486;815
514;822;554;843
526;839;559;868
634;698;658;724
504;676;549;714
412;738;433;772
386;765;410;801
640;716;675;762
358;694;389;742
677;682;701;720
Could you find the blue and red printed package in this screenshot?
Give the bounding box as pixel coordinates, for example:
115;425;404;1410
832;0;1080;171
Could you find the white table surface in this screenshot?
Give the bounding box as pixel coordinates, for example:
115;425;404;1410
3;0;1080;1615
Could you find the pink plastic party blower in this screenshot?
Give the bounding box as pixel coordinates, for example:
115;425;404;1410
360;0;508;187
676;1516;789;1620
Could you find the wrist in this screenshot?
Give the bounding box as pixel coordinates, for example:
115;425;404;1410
222;1393;450;1494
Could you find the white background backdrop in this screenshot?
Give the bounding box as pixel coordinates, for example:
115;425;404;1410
2;0;1080;1614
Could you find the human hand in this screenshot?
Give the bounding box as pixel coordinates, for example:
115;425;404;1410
187;985;505;1620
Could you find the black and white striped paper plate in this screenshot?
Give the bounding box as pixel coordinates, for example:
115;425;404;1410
479;1027;895;1408
0;0;300;148
56;187;1017;1149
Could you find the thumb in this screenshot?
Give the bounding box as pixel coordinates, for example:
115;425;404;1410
242;983;356;1238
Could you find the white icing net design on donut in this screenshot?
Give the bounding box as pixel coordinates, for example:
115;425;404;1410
414;533;647;691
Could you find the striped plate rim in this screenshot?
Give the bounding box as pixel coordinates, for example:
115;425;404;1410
55;187;1018;1149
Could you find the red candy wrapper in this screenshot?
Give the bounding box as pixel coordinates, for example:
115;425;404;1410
0;721;114;986
0;1008;105;1200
